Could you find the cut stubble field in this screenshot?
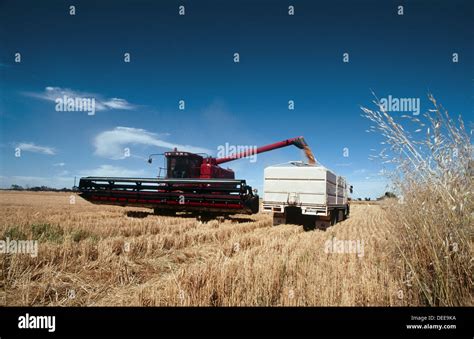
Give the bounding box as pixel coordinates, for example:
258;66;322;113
1;191;404;306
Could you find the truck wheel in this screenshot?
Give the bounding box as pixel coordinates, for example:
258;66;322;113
338;209;344;222
302;215;317;231
342;208;347;220
273;213;286;226
330;210;337;226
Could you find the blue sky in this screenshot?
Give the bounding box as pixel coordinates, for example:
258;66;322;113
0;0;472;198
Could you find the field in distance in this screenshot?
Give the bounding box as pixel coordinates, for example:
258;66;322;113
0;190;402;306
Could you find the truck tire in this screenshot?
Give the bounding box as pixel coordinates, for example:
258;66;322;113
272;213;286;226
285;206;304;225
337;209;344;222
302;215;317;231
330;210;337;226
344;205;350;219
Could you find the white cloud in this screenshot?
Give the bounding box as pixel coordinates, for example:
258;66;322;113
102;98;135;110
24;86;137;111
53;162;66;167
17;142;56;155
78;165;146;177
94;126;212;160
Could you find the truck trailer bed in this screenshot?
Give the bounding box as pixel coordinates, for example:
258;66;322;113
263;162;350;228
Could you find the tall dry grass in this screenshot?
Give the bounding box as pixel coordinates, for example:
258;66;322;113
362;94;473;306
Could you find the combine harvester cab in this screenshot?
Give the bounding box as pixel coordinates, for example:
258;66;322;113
263;161;352;229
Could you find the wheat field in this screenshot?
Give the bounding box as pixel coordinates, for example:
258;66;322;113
0;191;406;306
2;98;470;307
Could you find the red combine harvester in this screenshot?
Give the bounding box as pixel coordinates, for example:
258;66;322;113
78;136;313;215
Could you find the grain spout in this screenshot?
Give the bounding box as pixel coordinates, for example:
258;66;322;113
304;145;316;165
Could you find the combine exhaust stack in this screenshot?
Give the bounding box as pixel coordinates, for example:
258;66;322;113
78;136;313;216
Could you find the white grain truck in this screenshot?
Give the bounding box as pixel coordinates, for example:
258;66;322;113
263;161;352;229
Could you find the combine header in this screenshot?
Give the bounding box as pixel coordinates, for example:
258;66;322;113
78;137;314;215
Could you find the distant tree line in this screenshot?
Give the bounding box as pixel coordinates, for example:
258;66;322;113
353;192;397;201
355;197;372;201
6;184;77;192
